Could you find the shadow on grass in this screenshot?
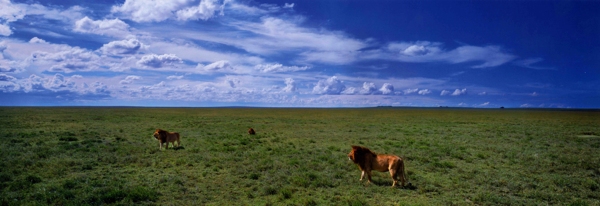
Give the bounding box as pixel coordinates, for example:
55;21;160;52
158;146;185;151
362;179;417;190
403;182;417;190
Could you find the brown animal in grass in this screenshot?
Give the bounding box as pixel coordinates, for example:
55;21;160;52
153;129;181;150
248;128;256;135
348;145;408;187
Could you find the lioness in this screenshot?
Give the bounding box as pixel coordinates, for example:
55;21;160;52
153;129;181;150
348;145;408;187
248;128;256;135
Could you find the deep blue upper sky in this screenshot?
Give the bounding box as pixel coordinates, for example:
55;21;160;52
0;0;598;108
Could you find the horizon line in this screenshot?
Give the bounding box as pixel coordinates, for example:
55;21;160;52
1;105;598;111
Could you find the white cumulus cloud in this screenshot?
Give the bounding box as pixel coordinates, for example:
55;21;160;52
99;39;143;55
360;82;377;95
137;54;182;68
176;0;224;21
74;17;130;37
440;90;451;96
112;0;225;23
29;37;48;44
201;60;234;72
26;45;101;73
379;83;394;95
441;88;468;96
313;76;346;95
45;73;75;90
282;78;296;93
451;88;467;96
11;73;100;95
120;75;141;84
111;0;189;22
418;89;431;95
403;88;419;95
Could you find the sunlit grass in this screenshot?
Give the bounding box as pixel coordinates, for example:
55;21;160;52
0;107;598;205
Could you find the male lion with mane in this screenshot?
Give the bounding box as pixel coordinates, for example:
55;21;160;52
348;145;409;187
153;129;181;150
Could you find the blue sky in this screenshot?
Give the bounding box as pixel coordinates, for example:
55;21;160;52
0;0;598;108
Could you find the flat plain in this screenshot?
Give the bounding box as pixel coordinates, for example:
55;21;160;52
0;107;599;205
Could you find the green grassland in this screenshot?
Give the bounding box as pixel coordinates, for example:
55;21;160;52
1;107;599;205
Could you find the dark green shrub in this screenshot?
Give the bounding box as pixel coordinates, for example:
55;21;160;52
59;137;78;142
263;186;277;196
347;199;367;206
304;199;318;206
62;179;77;189
248;173;260;180
100;189;127;204
26;175;42;184
280;188;292;199
127;186;158;202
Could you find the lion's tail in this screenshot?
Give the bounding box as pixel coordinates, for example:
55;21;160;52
176;133;181;147
400;157;411;187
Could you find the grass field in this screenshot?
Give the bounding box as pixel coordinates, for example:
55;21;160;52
1;107;599;205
